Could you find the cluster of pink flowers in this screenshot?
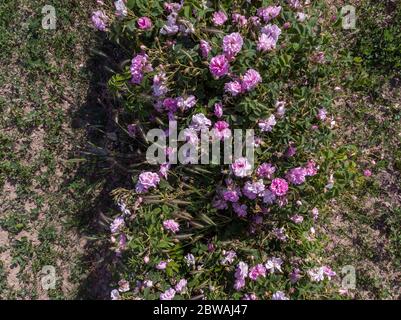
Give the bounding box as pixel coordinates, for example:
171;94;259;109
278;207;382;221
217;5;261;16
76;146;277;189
308;266;336;282
258;24;282;52
232;13;248;27
225;69;262;96
91;10;109;31
286;161;318;185
257;5;282;23
130;53;153;84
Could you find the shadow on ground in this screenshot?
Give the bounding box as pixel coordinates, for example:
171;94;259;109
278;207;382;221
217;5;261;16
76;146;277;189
64;33;130;299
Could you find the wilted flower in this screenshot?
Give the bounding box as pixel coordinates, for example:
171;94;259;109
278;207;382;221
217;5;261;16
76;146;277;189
200;40;211;58
110;216;125;234
184;253;195;266
233;203;248;217
118;279;130;292
175;279;187;293
115;0;128;17
221;250;237;265
290;268;302;283
272;291;289;300
91;10;109;31
262;190;276;205
272;227;288;241
265;257;283;273
160;288;176;300
214;102;223;118
290;214;304;224
156;260;168;270
110;289;120;300
258;115;276;132
242;180;265;200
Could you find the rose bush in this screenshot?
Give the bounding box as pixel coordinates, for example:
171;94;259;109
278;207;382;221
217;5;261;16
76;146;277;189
91;0;358;300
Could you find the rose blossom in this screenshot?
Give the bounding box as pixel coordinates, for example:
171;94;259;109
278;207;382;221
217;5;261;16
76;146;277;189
241;69;262;91
224;80;243;96
209;55;230;78
212;11;228;26
189;113;212;131
270;178;288;196
223;32;244;59
212;121;231;141
232;13;248;27
137;17;152;30
233;203;248;217
163;219;180;233
261;24;282;42
257;6;281;22
249;264;267;281
257;163;276;179
200;40;211;58
231;157;252;177
135;171;160;193
286;167;307;185
242;180;265;200
257;33;277;52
